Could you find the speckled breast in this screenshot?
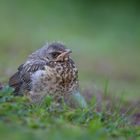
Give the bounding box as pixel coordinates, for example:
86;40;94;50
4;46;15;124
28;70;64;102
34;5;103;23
31;59;79;100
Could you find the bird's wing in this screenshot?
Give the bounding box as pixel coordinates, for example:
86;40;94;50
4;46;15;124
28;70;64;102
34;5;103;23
9;61;48;95
8;64;24;95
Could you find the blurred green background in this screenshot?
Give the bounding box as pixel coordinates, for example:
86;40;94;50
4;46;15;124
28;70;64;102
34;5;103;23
0;0;140;100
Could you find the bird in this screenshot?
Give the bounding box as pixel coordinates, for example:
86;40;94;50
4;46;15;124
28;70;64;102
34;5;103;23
8;42;87;107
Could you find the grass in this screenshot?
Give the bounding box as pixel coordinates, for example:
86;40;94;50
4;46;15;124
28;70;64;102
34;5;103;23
0;86;140;140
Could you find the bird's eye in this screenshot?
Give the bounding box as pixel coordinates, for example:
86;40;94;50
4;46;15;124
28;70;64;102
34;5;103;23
51;52;60;58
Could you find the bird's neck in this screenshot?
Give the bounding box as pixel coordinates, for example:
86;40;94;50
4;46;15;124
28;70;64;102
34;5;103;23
48;60;70;68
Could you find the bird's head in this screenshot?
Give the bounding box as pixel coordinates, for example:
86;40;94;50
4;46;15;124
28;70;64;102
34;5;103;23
45;42;72;62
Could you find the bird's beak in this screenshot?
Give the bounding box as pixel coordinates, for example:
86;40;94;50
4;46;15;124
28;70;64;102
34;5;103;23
56;49;72;61
63;49;72;56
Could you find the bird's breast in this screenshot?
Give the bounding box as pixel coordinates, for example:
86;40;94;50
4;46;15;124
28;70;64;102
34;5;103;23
31;61;78;94
51;61;78;91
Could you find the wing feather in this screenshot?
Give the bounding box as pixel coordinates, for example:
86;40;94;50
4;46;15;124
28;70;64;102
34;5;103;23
9;61;48;95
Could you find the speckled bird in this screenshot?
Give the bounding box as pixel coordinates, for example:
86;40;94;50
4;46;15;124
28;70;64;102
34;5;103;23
9;42;80;104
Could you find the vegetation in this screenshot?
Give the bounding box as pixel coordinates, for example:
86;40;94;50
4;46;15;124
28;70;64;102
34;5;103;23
0;86;139;140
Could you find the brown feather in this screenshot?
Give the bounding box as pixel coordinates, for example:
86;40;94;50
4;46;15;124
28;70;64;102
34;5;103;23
8;72;22;95
9;61;47;95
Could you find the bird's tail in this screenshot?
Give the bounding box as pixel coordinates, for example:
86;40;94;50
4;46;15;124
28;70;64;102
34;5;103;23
9;72;22;95
0;82;4;90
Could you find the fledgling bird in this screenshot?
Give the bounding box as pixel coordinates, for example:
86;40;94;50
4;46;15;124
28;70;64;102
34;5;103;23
9;42;87;107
